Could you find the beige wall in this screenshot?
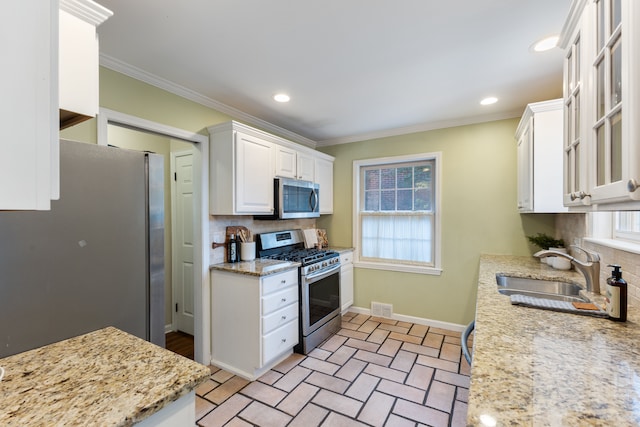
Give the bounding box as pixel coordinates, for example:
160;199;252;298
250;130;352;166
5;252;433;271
317;119;556;325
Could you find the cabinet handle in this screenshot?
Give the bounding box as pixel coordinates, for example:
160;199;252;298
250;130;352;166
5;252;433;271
628;179;639;192
281;315;287;320
570;191;589;201
281;280;286;284
281;298;287;302
281;338;287;343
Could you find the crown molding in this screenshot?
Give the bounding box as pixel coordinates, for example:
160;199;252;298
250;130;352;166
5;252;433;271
99;54;317;148
315;110;523;147
60;0;113;26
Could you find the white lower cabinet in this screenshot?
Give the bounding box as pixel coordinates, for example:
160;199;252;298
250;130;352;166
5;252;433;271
340;250;354;312
211;268;299;380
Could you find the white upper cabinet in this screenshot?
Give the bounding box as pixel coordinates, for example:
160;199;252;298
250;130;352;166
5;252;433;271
209;124;275;215
516;99;567;213
1;0;110;211
315;157;334;214
209;121;334;215
59;0;112;128
1;0;58;210
560;0;640;210
275;145;315;181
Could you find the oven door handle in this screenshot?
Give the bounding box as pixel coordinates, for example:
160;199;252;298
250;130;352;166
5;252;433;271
304;263;341;282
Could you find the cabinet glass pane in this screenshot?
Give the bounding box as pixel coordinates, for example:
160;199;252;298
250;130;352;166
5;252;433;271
575;145;581;191
612;0;621;31
597;59;605;119
566;99;574;144
565;151;572;193
597;0;605;50
575;38;580;81
567;50;574;93
611;38;622;106
596;125;605;186
611;112;622;182
575;92;580;140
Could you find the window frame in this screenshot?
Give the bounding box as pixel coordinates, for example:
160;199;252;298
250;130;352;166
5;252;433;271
587;211;640;255
352;152;442;275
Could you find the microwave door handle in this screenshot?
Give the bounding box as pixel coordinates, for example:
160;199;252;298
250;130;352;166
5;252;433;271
309;188;319;212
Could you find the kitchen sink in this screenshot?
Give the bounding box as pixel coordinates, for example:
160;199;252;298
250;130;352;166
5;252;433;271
496;274;589;303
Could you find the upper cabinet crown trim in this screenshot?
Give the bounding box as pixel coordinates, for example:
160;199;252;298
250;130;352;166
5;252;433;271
559;0;587;48
208;121;335;162
60;0;113;26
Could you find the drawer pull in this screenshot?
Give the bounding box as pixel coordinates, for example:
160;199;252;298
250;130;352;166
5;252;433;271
281;298;287;302
281;279;287;284
281;315;287;320
281;338;287;343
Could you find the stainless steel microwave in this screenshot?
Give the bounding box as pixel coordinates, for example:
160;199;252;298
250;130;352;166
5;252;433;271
255;177;320;220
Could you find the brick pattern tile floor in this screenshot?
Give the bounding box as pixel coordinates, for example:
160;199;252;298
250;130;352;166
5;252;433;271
196;312;472;427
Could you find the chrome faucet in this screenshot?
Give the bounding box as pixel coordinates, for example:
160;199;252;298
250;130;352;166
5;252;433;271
534;245;601;294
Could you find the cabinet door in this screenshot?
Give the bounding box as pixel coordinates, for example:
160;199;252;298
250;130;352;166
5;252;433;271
1;0;58;210
297;152;315;181
234;132;275;213
562;10;591;207
275;145;297;179
516;121;533;212
315;158;334;214
340;252;354;312
588;0;640;205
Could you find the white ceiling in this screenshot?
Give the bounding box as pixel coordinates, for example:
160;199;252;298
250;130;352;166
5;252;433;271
96;0;571;146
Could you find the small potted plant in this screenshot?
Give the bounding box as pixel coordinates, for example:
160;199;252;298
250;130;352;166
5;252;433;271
527;233;566;265
526;233;565;250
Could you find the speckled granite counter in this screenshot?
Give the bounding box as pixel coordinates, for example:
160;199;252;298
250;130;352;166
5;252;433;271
210;258;300;276
468;254;640;426
326;246;355;254
0;327;210;426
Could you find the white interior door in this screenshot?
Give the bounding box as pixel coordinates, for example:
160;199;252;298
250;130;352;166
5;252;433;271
172;150;195;335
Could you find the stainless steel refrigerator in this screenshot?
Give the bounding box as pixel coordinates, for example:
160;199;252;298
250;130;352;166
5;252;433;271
0;140;165;358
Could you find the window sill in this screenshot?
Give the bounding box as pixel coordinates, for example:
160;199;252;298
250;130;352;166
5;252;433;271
583;237;640;255
354;260;442;276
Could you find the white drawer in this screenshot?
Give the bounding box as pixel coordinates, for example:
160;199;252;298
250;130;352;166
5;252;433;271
262;286;298;315
262;269;298;295
262;304;298;335
340;251;353;264
262;320;298;365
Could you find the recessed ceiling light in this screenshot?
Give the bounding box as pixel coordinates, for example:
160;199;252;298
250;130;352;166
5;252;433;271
273;93;290;103
531;35;559;52
480;97;498;106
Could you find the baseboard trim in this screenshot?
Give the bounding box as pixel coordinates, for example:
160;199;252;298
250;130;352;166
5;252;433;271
346;306;466;332
165;324;175;334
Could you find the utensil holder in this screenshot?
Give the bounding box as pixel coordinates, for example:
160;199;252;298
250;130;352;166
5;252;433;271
240;242;256;261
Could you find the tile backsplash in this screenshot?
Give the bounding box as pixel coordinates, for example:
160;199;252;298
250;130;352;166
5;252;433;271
209;216;317;265
556;213;640;305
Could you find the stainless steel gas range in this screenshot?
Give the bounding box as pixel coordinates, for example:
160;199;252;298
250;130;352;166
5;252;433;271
257;229;341;354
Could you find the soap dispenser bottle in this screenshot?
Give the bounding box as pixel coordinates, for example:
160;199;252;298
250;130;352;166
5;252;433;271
606;264;627;322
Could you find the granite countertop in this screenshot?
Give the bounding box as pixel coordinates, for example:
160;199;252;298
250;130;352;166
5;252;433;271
326;246;355;254
468;254;640;426
211;258;300;276
0;327;210;427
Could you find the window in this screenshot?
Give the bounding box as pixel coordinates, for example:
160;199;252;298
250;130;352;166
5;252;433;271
353;153;441;275
614;212;640;243
588;211;640;254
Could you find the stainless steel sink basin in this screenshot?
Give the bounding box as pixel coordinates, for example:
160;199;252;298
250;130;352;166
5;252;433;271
496;274;589;302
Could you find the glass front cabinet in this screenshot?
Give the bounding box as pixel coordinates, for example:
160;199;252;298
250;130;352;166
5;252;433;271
560;0;640;209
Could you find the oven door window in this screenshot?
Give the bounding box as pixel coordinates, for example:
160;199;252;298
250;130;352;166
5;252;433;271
308;271;340;326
